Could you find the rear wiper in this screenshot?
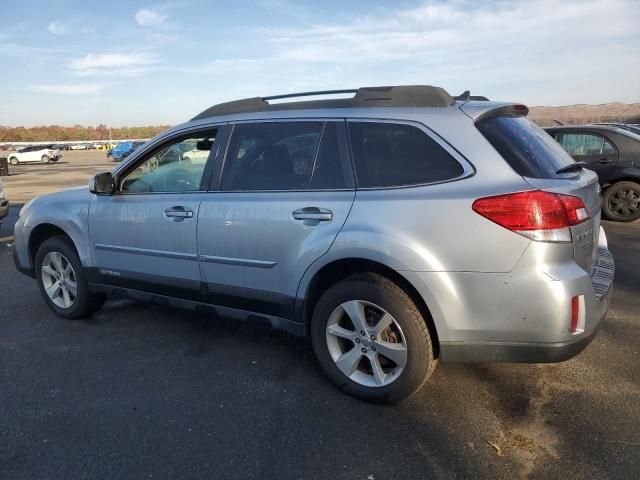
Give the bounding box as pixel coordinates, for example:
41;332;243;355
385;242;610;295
556;161;587;174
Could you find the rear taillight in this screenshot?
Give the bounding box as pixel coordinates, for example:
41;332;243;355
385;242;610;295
472;190;590;243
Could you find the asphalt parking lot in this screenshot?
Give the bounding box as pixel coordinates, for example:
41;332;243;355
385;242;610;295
1;155;639;479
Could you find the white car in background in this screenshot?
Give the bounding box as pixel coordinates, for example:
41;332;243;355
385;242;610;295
8;145;61;165
0;178;8;226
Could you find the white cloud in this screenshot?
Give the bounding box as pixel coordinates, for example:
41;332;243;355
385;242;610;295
30;83;105;95
239;0;640;106
47;20;69;35
135;8;169;26
70;52;161;76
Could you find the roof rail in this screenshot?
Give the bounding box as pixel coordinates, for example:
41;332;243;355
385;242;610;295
191;85;455;120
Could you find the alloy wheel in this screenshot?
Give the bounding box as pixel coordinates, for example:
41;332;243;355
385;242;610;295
41;252;77;309
325;300;408;387
608;188;639;218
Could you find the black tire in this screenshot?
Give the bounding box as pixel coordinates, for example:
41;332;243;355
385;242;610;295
311;273;436;403
9;156;19;166
41;155;50;164
603;181;640;222
35;236;106;319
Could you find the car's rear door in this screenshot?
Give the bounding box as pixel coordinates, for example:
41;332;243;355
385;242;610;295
88;127;225;298
197;120;355;319
555;130;619;181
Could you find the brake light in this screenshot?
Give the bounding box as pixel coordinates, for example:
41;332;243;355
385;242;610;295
472;190;590;242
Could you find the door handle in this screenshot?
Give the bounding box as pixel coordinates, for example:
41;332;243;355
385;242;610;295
597;158;612;164
164;206;194;221
292;207;332;221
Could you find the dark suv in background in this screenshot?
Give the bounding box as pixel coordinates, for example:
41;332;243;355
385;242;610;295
546;124;640;222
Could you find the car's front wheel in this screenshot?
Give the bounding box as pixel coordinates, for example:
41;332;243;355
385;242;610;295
603;181;640;222
35;236;105;319
311;273;437;403
107;154;114;161
9;156;19;166
41;155;50;164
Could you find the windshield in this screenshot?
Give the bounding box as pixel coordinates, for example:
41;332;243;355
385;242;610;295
477;116;576;178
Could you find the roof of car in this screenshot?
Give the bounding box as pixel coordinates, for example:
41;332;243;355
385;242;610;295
191;85;456;121
545;124;626;133
545;124;640;143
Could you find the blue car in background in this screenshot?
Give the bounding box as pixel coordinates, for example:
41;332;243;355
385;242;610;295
107;141;145;162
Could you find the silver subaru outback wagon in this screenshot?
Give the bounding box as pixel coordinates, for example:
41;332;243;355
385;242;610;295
13;86;614;403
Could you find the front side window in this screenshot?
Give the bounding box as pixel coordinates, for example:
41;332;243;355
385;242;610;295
558;132;615;156
348;121;464;188
121;131;216;193
222;122;323;191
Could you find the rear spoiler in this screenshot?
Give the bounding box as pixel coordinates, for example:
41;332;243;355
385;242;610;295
454;90;490;102
459;101;529;122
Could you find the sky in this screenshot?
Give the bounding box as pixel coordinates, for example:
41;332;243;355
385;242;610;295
1;0;639;127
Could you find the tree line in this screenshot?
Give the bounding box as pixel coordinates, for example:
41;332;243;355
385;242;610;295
0;125;171;142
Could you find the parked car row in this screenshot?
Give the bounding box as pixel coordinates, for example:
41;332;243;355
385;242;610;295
545;123;640;222
13;85;615;403
0;142;144;152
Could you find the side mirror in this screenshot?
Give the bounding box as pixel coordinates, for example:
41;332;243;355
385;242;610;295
89;172;115;195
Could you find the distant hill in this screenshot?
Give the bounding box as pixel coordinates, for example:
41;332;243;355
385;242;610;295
528;102;640;127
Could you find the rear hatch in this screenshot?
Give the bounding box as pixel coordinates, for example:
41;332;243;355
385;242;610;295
473;110;601;274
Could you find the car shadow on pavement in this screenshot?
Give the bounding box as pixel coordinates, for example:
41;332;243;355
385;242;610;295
78;298;485;479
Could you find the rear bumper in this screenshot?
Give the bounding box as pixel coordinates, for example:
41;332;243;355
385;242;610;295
439;241;615;363
406;227;615;364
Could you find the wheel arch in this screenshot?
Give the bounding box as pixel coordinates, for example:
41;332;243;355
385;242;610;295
299;257;442;357
602;176;640;189
28;223;80;267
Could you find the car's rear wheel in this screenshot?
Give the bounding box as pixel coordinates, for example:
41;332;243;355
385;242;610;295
107;154;114;161
311;273;436;403
35;236;105;319
603;181;640;222
9;156;19;166
41;155;50;164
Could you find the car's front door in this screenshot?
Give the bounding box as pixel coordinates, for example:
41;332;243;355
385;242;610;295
23;147;39;162
88;127;222;298
197;120;355;319
556;131;619;181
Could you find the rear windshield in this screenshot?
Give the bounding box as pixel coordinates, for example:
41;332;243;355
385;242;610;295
476;116;575;178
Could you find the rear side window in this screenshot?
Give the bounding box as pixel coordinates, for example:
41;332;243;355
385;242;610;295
476;116;575;178
557;132;616;156
348;122;464;188
222;122;322;191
